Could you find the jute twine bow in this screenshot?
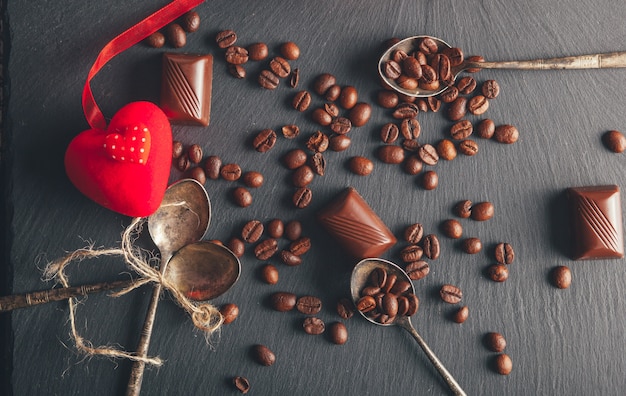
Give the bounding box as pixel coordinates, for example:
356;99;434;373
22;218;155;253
43;216;223;366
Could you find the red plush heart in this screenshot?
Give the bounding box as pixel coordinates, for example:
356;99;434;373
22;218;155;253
65;101;172;217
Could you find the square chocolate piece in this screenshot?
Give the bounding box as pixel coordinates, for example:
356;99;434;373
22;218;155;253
160;53;213;126
317;187;397;259
567;185;624;260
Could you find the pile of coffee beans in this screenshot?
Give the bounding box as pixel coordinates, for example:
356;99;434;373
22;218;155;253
145;10;201;48
355;267;419;324
394;223;440;282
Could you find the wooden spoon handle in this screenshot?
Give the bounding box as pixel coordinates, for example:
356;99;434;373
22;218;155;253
0;279;133;312
470;51;626;70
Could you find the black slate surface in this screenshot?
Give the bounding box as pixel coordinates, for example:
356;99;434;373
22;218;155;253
4;0;626;395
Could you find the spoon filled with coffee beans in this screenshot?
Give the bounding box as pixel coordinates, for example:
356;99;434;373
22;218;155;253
351;258;466;396
379;35;626;97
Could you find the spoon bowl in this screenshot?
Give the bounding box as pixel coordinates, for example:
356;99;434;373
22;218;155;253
351;258;466;396
379;35;626;98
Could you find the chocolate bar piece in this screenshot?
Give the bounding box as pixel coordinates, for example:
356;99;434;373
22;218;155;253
161;53;213;126
317;187;397;259
567;185;624;260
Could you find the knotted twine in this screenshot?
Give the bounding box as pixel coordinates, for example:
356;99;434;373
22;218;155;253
43;215;223;366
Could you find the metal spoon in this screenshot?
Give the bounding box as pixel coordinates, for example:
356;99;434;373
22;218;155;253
127;178;212;396
350;258;466;396
379;35;626;97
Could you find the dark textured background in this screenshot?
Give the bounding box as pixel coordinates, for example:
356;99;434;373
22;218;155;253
4;0;626;395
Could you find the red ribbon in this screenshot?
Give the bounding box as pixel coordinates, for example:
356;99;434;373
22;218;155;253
82;0;205;131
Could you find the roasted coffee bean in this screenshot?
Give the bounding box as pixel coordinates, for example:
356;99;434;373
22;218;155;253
493;124;519;144
471;201;494;221
391;49;408;63
266;219;284;239
437;139;457;161
290;68;300;88
400;244;423;263
247;42;269;61
180;10;200;32
382;274;397;293
465;55;485;73
383;60;402;79
313;73;337;96
232;187;252;207
280;41;300;60
281;124;300;139
602;130;626;153
382;294;399;317
377;145;405;164
220;303;239;324
292;165;315;187
404;223;424;244
233;376;250;394
493;354;513;375
390;280;411;295
330;117;352;135
306;131;329;153
251;344;276;366
167;24;187;48
494;243;515;264
270;292;297;312
252;129;277;152
462;237;482;254
456;76;476;94
400;118;421;139
284;220;302;241
403;155;423;175
421;170;438;190
422;234;440;260
269;56;291;78
280;249;302;266
458;139;478;156
417;143;439;166
551;265;572;289
309;152;326;176
468;95;489;115
426;97;441;112
361;286;380;296
405;293;419;316
482;79;500;99
226;237;245;258
486;264;509;282
440;219;463;239
450;120;473;140
442;47;464;66
283;149;308;170
339;86;359;109
432;54;452;83
242;220;264;243
439;86;459;103
260;263;279;284
225;45;249;65
254;238;278;260
418;36;439;54
188;167;206;185
440;284;462;304
145;32;166;48
396;76;419;92
324;103;340;118
377;90;399;108
485;332;507;352
380;123;400;143
446;96;467;121
349;156;374;176
392;102;419;119
258;69;279;89
303;317;325;335
328;322;348;345
202;155;221;180
293;187;312;208
402;138;420;152
176;154;190;172
356;295;377;312
172;140;184;159
454;199;472;218
415;98;428;112
289;236;311;256
293;90;312;112
336;298;355;319
369;267;387;288
476;119;496;139
348;102;372;127
215;29;237;48
228;64;246;79
452;306;469;324
418;65;438;89
297;296;323;315
324;85;341;101
402;56;423;79
187;144;202;164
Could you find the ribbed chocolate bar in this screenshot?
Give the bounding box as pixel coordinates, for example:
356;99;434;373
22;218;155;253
160;53;213;126
317;187;397;259
567;185;624;260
